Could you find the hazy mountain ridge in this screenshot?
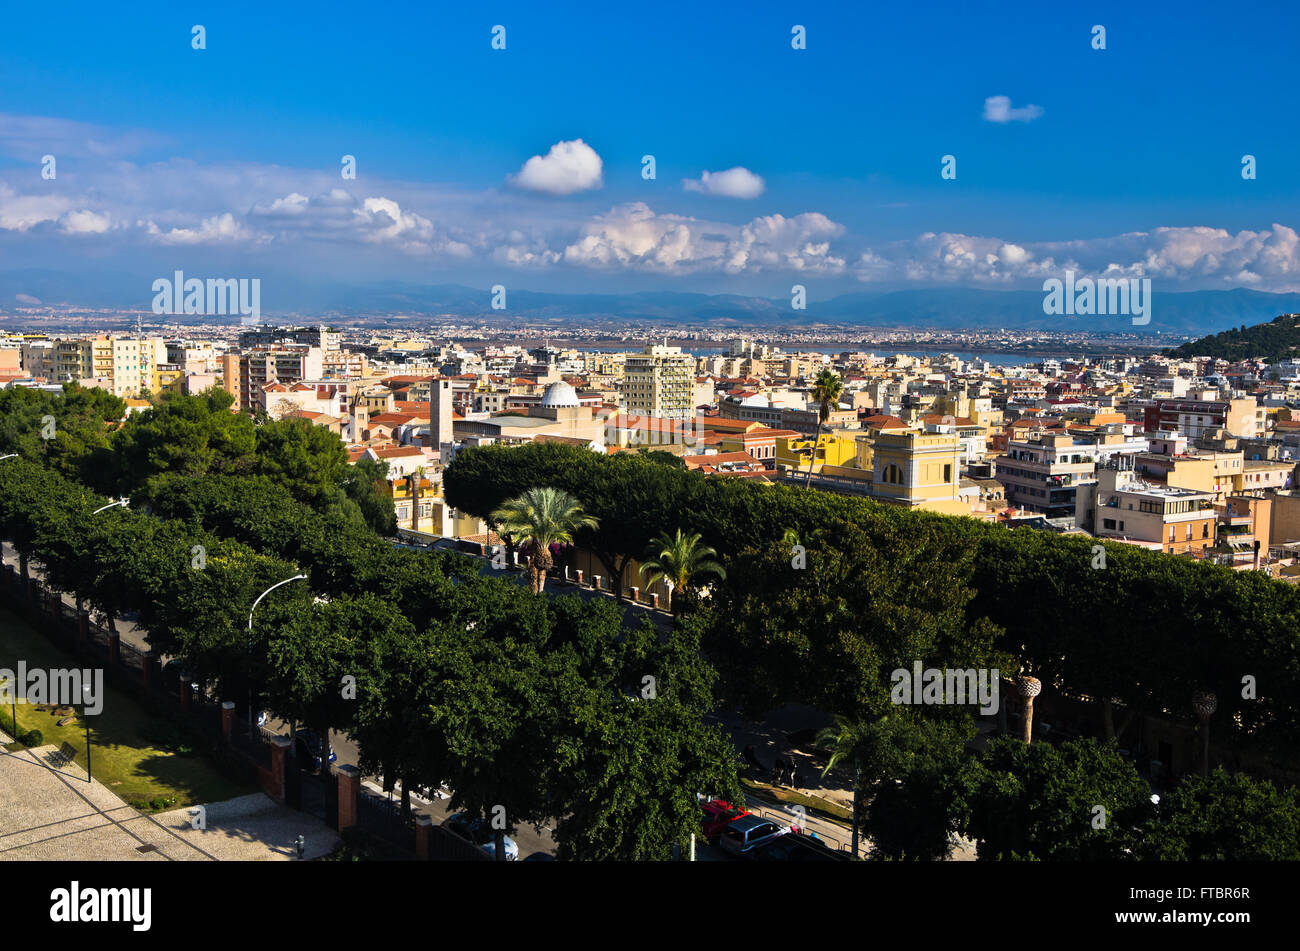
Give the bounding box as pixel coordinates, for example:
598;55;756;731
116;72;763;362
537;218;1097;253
3;269;1299;336
1168;312;1300;362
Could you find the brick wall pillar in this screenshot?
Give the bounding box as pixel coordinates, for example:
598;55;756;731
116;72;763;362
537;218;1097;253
107;631;121;667
268;736;290;803
415;815;433;860
143;652;160;690
220;700;236;744
336;765;360;832
630;586;639;603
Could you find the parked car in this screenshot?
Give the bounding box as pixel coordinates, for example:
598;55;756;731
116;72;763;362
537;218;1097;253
748;832;850;862
442;812;520;861
293;729;336;772
700;800;750;840
716;815;790;856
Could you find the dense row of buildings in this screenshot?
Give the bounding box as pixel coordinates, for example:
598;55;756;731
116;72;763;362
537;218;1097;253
7;325;1300;577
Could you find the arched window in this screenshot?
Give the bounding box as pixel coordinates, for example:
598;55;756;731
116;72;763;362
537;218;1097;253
881;464;904;485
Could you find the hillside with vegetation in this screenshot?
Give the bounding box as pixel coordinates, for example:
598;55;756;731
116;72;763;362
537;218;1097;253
1167;312;1300;363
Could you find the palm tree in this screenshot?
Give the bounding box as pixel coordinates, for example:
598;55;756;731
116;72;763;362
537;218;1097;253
638;529;726;614
406;466;426;533
490;487;597;594
816;714;877;859
803;368;844;487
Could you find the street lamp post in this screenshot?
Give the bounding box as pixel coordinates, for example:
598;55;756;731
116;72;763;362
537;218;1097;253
1;455;17;591
247;575;307;735
83;683;93;783
6;669;16;744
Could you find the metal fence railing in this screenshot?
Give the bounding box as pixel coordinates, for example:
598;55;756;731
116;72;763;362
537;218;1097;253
357;791;416;852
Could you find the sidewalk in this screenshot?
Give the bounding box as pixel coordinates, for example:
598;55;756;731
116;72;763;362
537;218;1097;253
0;745;338;861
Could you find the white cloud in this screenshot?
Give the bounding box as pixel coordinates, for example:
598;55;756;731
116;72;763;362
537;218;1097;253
561;202;845;274
983;95;1043;123
0;183;74;231
4;115;1300;292
146;212;258;245
0;113;164;160
61;209;111;234
508;139;604;195
850;224;1300;290
682;167;766;199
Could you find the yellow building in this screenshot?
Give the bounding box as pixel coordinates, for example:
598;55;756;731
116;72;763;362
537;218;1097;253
386;474;486;539
863;429;967;513
804;429;970;515
155;365;183;392
775;432;857;473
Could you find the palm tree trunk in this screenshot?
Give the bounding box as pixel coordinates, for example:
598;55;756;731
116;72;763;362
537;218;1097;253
803;425;823;487
410;476;419;533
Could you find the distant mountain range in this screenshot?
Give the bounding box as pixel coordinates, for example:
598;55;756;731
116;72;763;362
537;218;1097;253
3;268;1300;337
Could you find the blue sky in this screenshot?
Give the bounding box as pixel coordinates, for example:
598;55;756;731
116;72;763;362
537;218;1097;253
2;0;1299;303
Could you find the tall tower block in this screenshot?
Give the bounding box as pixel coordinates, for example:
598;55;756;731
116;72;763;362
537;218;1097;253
431;378;454;453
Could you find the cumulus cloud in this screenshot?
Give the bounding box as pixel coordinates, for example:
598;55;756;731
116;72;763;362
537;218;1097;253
3;115;1300;292
562;202;845;274
61;209;111;234
508;139;604;195
146;212;258;245
0;184;73;231
850;224;1300;290
983;95;1043;123
682;166;765;199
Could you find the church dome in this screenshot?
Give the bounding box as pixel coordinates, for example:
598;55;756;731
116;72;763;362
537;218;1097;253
540;381;580;408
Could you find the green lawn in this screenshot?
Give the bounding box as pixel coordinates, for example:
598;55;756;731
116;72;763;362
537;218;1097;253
0;605;251;810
